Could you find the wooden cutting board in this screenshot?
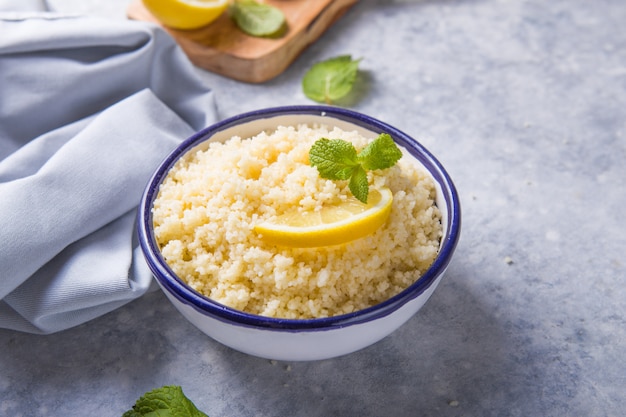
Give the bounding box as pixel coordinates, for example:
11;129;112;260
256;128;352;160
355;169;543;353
127;0;358;83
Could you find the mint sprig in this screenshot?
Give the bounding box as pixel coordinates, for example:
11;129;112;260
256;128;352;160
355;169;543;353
122;385;209;417
309;133;402;203
302;55;361;104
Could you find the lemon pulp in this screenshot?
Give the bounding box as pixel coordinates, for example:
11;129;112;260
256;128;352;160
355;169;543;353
143;0;229;30
254;188;393;248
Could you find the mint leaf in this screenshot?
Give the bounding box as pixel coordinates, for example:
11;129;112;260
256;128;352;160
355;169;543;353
357;133;403;171
122;386;209;417
302;55;361;104
348;165;369;203
231;0;286;38
309;133;402;203
309;138;359;180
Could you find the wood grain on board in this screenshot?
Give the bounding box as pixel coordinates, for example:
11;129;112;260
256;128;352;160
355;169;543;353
127;0;358;83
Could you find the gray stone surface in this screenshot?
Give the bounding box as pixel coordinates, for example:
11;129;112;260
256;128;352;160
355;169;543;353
2;0;625;416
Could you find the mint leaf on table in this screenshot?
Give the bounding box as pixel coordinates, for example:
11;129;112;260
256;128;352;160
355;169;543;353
231;0;286;37
122;385;209;417
309;133;402;203
302;55;361;104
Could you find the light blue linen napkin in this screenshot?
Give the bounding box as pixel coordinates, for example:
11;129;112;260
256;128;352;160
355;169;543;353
0;2;218;333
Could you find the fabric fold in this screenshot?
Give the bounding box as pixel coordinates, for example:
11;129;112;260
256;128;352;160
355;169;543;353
0;8;218;333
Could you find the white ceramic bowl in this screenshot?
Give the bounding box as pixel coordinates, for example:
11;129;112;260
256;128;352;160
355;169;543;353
138;105;461;361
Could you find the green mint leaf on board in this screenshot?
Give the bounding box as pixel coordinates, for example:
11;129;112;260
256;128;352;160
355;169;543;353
231;0;286;38
302;55;361;104
309;133;402;203
122;385;209;417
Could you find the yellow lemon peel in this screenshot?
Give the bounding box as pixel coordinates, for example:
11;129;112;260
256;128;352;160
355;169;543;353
143;0;229;30
254;188;393;248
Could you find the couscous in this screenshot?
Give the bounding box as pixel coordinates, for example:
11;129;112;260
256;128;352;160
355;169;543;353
152;124;442;319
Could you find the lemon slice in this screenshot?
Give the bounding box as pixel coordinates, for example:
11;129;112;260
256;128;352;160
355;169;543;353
254;188;393;248
143;0;229;30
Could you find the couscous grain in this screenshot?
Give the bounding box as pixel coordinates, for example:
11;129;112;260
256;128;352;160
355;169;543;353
152;124;442;319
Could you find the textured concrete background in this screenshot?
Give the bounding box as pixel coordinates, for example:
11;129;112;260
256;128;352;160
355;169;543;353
2;0;625;416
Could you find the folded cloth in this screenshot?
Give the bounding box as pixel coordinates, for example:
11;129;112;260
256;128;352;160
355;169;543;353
0;0;48;12
0;4;218;333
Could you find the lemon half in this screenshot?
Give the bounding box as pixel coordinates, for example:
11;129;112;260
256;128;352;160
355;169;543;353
254;188;394;248
143;0;229;30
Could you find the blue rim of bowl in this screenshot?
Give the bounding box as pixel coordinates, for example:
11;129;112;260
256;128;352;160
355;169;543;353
138;105;461;332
